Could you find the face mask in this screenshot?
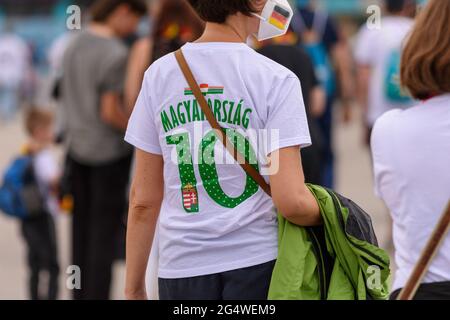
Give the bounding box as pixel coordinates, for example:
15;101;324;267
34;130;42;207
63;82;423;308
252;0;294;41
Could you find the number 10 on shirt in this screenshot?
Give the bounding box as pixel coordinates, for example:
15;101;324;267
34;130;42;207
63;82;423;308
166;129;260;214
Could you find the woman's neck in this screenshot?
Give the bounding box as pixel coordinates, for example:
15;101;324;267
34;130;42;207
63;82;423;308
195;20;249;43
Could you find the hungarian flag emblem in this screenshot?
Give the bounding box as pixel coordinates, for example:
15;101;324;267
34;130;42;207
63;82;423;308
185;83;224;96
269;5;291;30
182;183;199;212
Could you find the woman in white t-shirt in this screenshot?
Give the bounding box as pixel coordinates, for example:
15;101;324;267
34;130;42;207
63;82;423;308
124;0;321;300
371;0;450;299
354;0;416;145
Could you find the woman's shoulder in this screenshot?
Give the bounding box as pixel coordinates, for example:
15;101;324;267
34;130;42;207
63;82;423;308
371;109;403;149
142;50;177;81
374;96;447;133
242;49;301;95
373;109;403;128
371;103;429;149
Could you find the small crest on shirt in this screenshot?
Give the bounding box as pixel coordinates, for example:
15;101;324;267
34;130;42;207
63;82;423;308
184;83;224;96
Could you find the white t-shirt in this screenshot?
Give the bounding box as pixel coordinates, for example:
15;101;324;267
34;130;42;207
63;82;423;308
48;32;76;75
33;149;60;217
371;94;450;291
354;16;414;126
125;42;311;279
0;33;29;87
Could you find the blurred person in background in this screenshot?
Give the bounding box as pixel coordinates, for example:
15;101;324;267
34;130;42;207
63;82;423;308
355;0;417;252
355;0;417;146
371;0;450;300
258;30;326;184
291;0;355;188
0;21;31;122
60;0;147;300
21;108;60;300
125;0;204;112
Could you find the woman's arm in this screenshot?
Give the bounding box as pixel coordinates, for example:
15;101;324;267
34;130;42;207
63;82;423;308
125;149;164;300
269;146;321;226
99;92;129;131
124;38;153;116
332;39;355;123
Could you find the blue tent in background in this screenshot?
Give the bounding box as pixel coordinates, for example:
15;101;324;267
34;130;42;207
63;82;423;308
320;0;366;15
52;0;72;22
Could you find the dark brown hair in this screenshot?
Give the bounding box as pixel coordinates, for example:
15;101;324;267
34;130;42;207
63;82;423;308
400;0;450;100
90;0;147;22
25;108;54;135
188;0;257;23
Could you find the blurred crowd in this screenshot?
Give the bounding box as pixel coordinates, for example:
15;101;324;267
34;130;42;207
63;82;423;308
0;0;448;300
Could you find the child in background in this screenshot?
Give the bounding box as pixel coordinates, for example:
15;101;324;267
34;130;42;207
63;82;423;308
21;108;60;300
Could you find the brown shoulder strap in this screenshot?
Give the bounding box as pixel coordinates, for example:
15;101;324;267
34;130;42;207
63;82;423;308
174;49;272;197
